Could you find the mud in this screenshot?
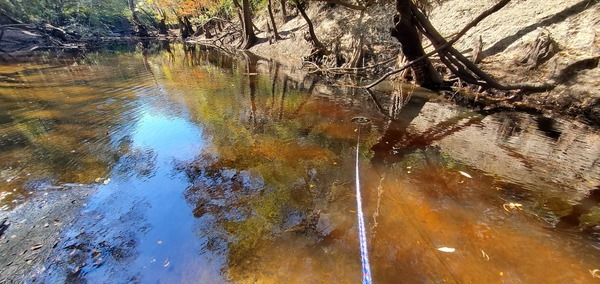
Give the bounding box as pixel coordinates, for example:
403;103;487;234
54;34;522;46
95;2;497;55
0;184;95;283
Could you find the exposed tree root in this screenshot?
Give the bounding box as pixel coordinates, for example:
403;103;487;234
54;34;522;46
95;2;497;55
366;0;559;93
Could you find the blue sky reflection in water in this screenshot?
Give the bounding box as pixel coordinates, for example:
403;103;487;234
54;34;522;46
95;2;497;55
45;106;225;282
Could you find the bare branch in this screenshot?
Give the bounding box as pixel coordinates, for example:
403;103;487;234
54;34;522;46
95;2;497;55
313;0;368;10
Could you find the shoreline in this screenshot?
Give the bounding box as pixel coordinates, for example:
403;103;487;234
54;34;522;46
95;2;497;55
0;184;95;283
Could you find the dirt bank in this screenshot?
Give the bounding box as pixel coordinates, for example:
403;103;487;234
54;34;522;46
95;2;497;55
194;0;599;124
429;0;600;123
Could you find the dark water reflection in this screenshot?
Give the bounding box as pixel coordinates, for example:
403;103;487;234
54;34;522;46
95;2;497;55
0;42;599;282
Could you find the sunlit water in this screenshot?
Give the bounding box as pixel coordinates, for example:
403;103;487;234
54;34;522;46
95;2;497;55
0;42;599;282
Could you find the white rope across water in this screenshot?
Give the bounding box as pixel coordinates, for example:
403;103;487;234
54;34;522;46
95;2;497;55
354;124;372;284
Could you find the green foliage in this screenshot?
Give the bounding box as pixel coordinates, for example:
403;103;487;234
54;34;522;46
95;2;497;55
0;0;129;35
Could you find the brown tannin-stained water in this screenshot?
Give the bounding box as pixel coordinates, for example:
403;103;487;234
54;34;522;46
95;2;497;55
0;42;599;283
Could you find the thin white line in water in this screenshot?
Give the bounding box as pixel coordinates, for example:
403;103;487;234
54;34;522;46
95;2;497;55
355;126;372;284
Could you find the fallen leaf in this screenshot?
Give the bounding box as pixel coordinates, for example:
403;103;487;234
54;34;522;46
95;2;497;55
437;247;455;253
459;171;472;178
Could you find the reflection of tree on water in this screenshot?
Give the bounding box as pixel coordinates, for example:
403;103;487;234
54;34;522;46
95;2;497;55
367;84;600;248
367;86;482;169
0;52;151;207
178;56;347;279
556;185;600;233
366;86;482;255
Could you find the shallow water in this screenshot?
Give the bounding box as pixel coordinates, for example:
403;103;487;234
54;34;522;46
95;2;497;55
1;42;599;282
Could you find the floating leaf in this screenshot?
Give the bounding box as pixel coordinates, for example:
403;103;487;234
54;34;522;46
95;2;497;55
157;239;163;245
103;178;111;185
503;202;523;211
437;247;455;253
459;171;472;178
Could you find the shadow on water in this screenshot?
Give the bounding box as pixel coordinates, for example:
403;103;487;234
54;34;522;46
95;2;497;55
0;41;599;282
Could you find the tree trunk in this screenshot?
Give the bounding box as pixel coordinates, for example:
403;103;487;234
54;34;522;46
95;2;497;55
232;0;258;49
158;18;168;35
127;0;149;37
346;10;366;68
231;0;245;39
280;0;288;22
268;0;282;40
184;16;195;37
241;0;258;49
178;17;190;39
293;0;326;53
390;0;441;88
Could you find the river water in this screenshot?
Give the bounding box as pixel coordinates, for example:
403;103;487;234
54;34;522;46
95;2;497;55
0;42;599;282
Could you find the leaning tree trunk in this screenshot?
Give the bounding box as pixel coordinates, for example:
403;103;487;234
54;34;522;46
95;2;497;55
390;0;442;88
293;0;327;54
268;0;282;41
231;0;245;39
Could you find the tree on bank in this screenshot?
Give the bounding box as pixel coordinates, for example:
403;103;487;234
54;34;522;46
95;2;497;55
293;0;327;57
241;0;259;49
366;0;556;92
267;0;282;41
128;0;150;36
